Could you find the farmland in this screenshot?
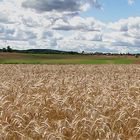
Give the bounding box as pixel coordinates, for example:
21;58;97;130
0;52;140;64
0;65;140;140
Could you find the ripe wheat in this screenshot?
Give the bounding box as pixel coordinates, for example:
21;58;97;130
0;65;140;140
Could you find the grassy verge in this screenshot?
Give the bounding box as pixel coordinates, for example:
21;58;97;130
0;58;138;64
0;53;139;64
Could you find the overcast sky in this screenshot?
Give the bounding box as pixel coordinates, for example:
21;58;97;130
0;0;140;53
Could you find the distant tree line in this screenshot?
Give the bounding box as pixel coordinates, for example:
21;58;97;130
81;51;139;58
0;46;13;52
0;47;79;54
0;47;139;58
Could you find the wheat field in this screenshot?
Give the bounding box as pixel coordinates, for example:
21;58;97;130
0;65;140;140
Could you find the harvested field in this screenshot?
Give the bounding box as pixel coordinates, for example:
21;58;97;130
0;65;140;140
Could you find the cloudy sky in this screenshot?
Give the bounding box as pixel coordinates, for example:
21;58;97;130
0;0;140;53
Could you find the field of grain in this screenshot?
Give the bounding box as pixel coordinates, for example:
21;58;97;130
0;65;140;140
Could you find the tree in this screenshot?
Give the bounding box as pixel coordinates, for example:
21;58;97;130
2;48;7;52
82;51;85;54
7;46;12;52
135;54;139;58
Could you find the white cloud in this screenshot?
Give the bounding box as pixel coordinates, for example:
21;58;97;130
0;0;139;53
72;31;102;41
52;16;105;31
22;0;101;13
128;0;134;5
103;17;140;53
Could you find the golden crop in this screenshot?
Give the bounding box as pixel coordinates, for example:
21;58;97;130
0;65;140;140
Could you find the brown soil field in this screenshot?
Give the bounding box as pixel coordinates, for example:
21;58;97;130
0;65;140;140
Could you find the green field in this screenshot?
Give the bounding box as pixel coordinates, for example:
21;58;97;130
0;53;139;64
